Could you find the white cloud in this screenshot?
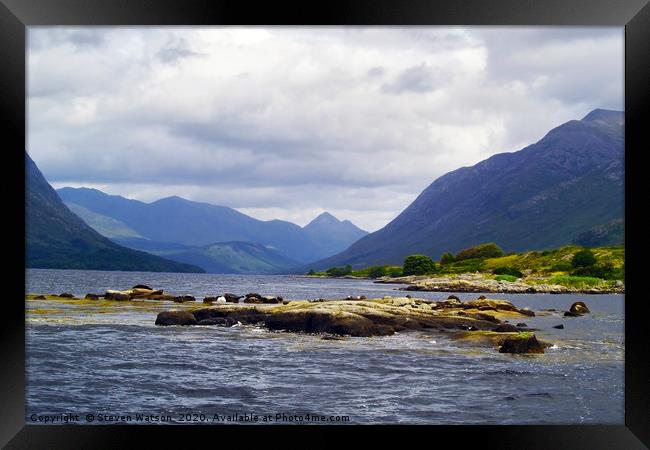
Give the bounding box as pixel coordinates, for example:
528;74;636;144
29;26;623;231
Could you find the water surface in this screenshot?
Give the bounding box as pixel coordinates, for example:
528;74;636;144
25;269;624;425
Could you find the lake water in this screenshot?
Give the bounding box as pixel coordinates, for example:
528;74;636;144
25;268;624;425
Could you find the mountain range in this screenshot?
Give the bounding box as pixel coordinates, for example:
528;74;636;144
57;188;368;273
25;152;204;273
27;108;624;274
308;109;624;269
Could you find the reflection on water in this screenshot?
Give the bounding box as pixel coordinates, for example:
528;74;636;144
25;269;624;424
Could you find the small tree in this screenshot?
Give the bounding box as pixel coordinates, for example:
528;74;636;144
440;252;455;265
455;243;504;261
402;254;437;276
571;249;597;268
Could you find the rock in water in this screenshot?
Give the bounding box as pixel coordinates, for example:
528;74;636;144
563;311;582;317
196;317;237;326
85;293;101;300
155;311;198;326
104;290;130;301
59;292;74;298
553;324;565;329
499;334;547;354
569;301;590;314
132;284;153;290
173;295;195;303
224;293;241;303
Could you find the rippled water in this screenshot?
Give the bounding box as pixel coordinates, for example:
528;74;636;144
25;269;624;425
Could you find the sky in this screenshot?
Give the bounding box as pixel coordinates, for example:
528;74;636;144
27;27;623;232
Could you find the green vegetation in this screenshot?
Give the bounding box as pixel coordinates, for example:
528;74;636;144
325;265;353;277
571;249;597;268
455;243;504;261
492;266;523;278
312;241;624;290
439;252;455;265
544;275;603;288
402;255;437;276
495;274;518;283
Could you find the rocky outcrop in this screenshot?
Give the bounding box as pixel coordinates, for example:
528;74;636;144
498;334;548;354
569;301;590;314
380;273;624;294
155;297;541;345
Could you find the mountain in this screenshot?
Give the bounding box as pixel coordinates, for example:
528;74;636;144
302;212;368;256
25;152;204;273
309;109;624;269
57;188;366;264
65;202;143;239
113;238;299;274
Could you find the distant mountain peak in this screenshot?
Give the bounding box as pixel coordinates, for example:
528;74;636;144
306;211;340;226
581;108;624;124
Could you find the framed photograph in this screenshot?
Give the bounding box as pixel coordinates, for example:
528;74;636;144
3;0;648;447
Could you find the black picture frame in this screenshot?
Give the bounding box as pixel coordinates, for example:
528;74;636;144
2;0;648;448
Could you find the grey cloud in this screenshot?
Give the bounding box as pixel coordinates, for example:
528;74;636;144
381;64;440;94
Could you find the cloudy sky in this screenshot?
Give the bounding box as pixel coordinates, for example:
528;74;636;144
28;27;623;231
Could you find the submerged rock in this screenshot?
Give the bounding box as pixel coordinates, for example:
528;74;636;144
499;334;547;354
155;311;198;326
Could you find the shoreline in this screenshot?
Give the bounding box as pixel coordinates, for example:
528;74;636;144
303;274;624;295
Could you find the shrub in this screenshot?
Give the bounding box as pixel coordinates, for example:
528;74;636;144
571;249;597;268
455;243;504;261
439;252;455;265
326;265;352;277
572;262;623;280
492;266;523;278
549;261;573;272
402;254;437;276
367;266;387;279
